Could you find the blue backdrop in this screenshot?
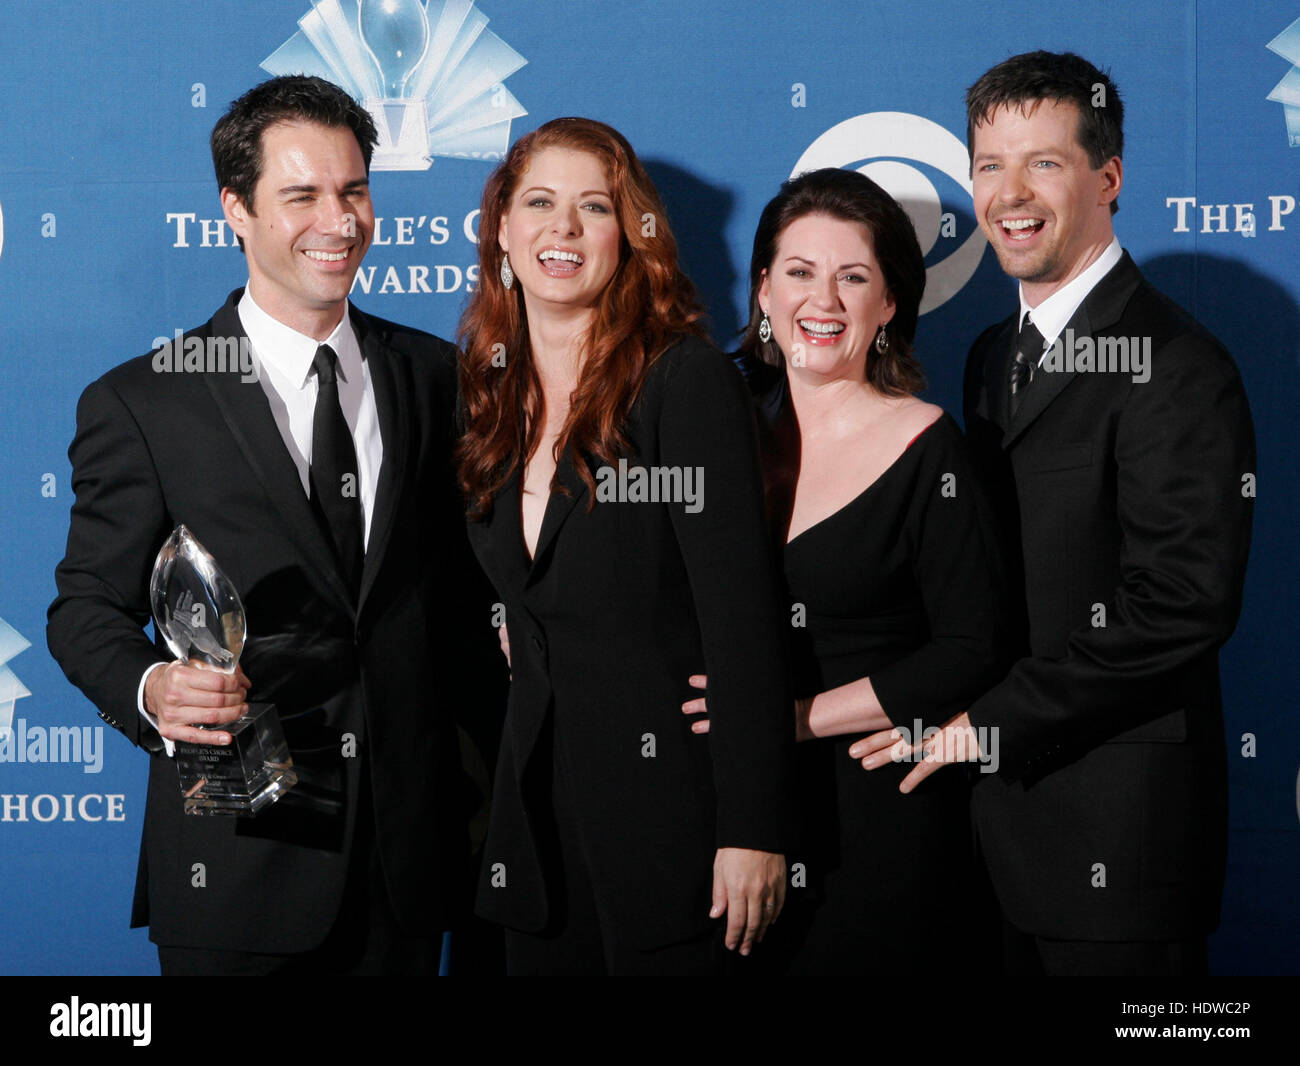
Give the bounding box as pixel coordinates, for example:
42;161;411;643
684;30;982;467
1;0;1295;975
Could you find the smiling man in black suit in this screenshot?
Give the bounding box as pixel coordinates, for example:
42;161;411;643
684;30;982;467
47;76;492;975
856;51;1255;976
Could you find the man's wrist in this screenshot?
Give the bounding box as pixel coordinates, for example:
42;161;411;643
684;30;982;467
137;661;175;757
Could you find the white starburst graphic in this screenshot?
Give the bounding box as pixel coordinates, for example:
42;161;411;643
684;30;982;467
0;617;32;734
262;0;527;170
1267;16;1300;147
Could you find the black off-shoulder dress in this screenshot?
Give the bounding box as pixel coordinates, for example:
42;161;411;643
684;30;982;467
752;368;1008;975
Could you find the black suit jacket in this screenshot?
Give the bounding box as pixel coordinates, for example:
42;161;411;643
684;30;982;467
467;336;798;950
47;290;491;953
963;252;1255;941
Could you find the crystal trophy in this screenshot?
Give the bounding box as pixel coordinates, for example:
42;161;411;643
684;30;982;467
150;525;296;816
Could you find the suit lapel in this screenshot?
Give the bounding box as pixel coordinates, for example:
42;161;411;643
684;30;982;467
353;310;408;612
982;317;1016;435
1001;252;1144;450
527;448;588;585
463;443;590;594
201;294;355;618
465;468;529;589
1002;305;1087;447
464;449;588;789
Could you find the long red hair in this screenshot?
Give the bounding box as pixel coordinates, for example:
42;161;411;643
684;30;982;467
457;117;706;519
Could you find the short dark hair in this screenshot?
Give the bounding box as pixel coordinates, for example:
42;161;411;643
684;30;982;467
737;168;926;397
211;75;378;229
966;50;1123;214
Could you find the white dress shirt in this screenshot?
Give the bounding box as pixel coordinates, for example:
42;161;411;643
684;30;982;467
139;285;384;753
1018;237;1123;363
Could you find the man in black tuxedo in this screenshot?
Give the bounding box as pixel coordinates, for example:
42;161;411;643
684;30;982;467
47;76;493;974
860;52;1254;975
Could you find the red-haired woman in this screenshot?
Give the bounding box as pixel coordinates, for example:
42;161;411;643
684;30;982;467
457;118;796;975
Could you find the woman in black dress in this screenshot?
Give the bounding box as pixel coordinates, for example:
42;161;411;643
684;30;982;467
457;118;797;975
688;168;1007;974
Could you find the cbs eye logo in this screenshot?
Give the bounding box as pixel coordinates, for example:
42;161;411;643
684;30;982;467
791;112;986;314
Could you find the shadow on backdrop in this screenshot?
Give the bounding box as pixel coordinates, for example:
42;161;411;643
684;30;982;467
646;159;740;347
1141;251;1300;975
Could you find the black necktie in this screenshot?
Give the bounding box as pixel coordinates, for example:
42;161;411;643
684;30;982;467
310;344;364;598
1009;315;1045;418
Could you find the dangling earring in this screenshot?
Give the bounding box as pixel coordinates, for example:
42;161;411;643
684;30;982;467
758;313;772;344
875;326;889;354
500;254;514;290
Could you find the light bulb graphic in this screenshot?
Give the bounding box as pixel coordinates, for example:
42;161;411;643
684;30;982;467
358;0;431;99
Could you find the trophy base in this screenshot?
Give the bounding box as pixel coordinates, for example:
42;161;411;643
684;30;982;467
365;98;433;171
176;703;298;817
1286;103;1300;147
